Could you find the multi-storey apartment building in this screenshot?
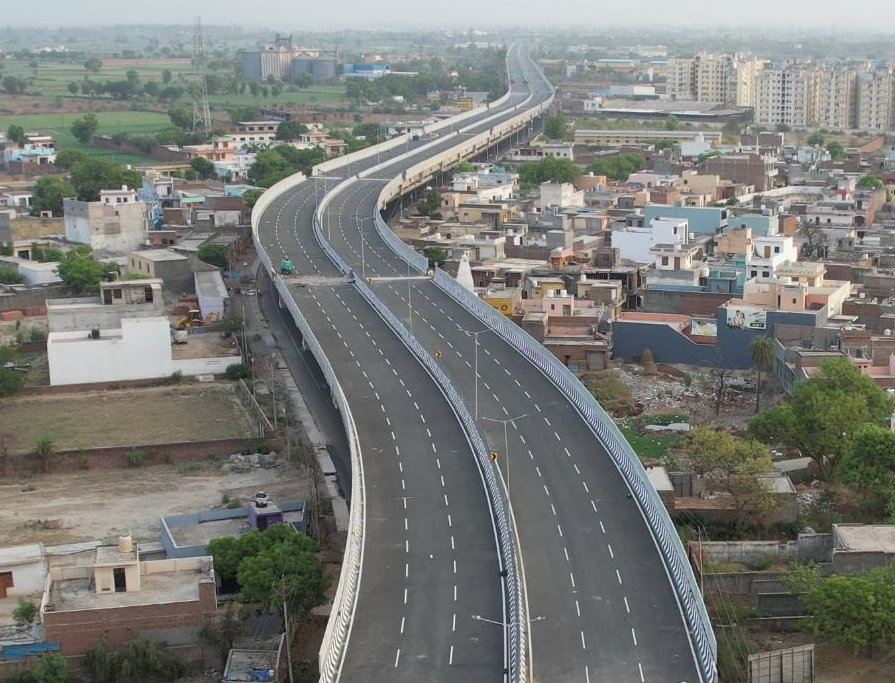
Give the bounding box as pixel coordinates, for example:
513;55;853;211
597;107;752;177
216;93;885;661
667;52;764;106
755;64;819;127
817;66;855;129
855;67;893;131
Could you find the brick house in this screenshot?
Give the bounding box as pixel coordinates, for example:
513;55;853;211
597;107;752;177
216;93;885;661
40;546;217;656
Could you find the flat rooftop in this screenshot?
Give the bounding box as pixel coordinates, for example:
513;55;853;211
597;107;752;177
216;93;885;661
133;249;189;262
49;565;211;611
224;636;282;682
835;524;895;553
0;543;43;567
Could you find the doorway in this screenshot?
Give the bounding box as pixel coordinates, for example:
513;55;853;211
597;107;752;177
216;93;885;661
0;572;12;599
113;567;127;593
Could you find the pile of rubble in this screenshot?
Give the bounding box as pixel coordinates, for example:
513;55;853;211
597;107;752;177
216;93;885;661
222;451;279;473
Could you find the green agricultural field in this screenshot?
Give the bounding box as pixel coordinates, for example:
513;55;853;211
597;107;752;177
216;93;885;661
1;58;198;99
208;84;347;107
0;110;171;164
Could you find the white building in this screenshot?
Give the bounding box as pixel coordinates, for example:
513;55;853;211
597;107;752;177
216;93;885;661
0;255;60;285
611;217;689;263
539;182;584;210
99;186;138;207
194;271;229;320
0;543;46;598
47;317;240;386
747;234;798;279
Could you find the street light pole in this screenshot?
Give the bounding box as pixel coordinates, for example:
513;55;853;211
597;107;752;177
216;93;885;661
459;326;493;419
481;413;528;507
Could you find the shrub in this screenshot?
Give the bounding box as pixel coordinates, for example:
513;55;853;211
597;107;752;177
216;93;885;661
225;363;250;380
226;496;243;509
0;265;24;284
28;327;46;342
124;449;143;468
168;370;183;383
12;598;37;625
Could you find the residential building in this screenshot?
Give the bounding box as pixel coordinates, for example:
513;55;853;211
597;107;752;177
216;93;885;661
63;193;151;256
482;279;523;316
755;64;819;128
229;120;280;148
817;66;855;130
705;152;779;192
611;216;689;263
643;204;728;235
40;546;217;656
125;249;194;294
667;53;764;106
644;243;704;287
855;67;893;132
539;182;584;210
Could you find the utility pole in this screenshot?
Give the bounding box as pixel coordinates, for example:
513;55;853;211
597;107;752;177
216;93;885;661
270;359;277;431
482;414;528;508
279;580;295;683
459;326;493;419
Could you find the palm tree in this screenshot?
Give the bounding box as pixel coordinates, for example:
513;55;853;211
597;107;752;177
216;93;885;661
749;336;774;413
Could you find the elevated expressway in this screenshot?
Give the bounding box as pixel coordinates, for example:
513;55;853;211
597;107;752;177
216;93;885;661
255;44;715;683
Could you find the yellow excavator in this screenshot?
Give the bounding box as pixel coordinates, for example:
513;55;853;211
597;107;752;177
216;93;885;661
174;310;220;328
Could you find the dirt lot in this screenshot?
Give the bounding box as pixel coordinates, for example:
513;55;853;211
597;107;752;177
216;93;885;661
611;360;769;428
0;458;312;546
0;383;255;455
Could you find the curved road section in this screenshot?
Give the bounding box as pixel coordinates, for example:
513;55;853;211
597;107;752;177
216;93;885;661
310;51;716;682
255;48;540;683
257;43;715;683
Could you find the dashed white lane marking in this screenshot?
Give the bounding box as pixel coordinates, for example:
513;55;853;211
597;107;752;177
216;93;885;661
607;544;614;559
580;630;586;650
624;596;631;613
394;649;401;667
631;628;638;646
616;569;623;585
638;662;645;682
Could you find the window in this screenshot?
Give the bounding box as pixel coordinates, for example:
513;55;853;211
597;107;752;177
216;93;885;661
763;271;769;277
751;270;758;277
662;256;669;266
113;288;122;299
774;246;780;253
792;298;797;304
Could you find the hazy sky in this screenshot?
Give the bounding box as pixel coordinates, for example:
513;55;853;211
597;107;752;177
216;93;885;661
4;0;895;30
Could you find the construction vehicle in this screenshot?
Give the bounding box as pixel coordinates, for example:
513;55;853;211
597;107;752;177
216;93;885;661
280;259;296;275
174;310;220;328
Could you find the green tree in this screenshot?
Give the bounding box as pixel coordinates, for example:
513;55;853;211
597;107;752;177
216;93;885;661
454;161;475;173
53;148;88;170
70;112;98;144
197;243;228;268
31;176;75;217
83;57;102;73
543;115;567;140
664;114;681;131
839;425;895;519
85;638;183;683
236;533;329;618
684;427;776;514
857;174;884;190
69;157;142;202
6;124;26;145
67;81;79;95
0;265;24;284
242;189;263;208
35;434;55;473
584;153;645;182
2;76;28;94
0;346;23;397
161;68;172;84
189;156;216;179
807;132;825;146
827;140;845;160
800;563;895;656
749;335;774;413
275;120;309;140
425;246;447;266
782;560;821;595
776;123;791;133
417;189;442;218
293;72;314;88
12;598;37;625
167;106;192;129
749;357;894;479
56;250;115;293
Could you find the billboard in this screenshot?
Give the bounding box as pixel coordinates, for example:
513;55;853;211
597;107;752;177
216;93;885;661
727;305;766;331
